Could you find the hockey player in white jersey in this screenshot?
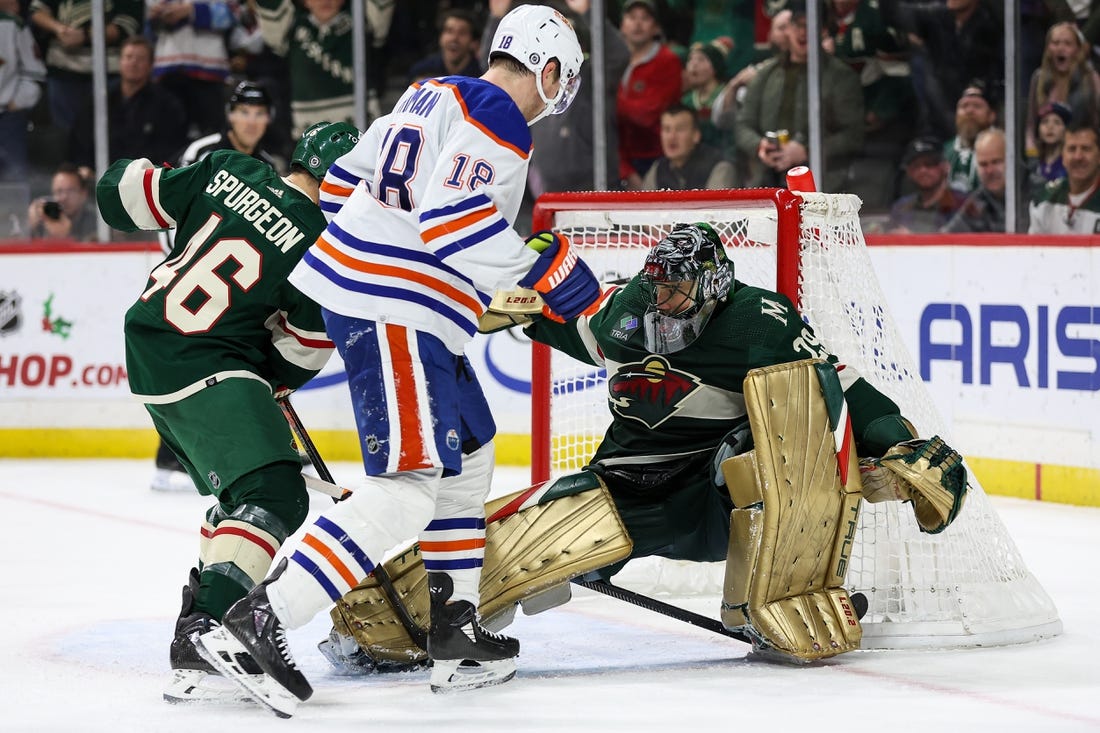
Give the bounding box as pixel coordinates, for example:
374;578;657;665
197;4;599;717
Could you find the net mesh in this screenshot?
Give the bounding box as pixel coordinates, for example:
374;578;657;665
537;191;1061;648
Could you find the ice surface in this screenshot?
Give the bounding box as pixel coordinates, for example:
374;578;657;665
1;459;1097;732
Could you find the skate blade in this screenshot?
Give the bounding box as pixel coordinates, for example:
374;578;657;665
430;658;516;694
196;627;299;719
163;668;254;704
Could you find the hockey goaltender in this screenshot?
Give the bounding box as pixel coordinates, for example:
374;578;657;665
322;222;968;671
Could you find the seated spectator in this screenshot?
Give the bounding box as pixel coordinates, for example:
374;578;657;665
945;81;998;193
733;0;864;192
26;163;97;241
29;0;142;133
68;36;189;171
408;8;482;84
1025;21;1100;159
148;0;236;138
681;37;733;154
618;0;683;190
641;104;735;190
1029;122;1100;235
942;128;1005;233
880;0;1003;141
1027;102;1071;195
0;0;47;182
885;136;967;233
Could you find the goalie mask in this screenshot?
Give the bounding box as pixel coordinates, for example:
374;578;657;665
641;223;733;354
489;5;584;125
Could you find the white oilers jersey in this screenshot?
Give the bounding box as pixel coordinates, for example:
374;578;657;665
288;76;541;353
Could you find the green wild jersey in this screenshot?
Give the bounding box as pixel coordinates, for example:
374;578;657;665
526;276;904;464
1028;176;1100;234
97;150;332;403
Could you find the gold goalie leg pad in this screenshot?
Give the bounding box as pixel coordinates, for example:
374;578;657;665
720;359;864;661
331;472;633;664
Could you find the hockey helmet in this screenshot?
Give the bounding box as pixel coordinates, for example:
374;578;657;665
291;121;360;180
640;223;734;354
226;80;274;118
488;4;584;125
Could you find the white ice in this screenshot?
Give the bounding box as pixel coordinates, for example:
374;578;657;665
1;459;1098;732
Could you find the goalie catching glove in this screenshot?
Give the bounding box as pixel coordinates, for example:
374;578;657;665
518;231;601;322
859;436;968;534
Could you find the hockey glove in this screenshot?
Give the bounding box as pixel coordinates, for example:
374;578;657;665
859;435;968;534
518;232;601;322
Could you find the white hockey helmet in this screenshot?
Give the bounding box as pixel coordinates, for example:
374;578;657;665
488;4;584;125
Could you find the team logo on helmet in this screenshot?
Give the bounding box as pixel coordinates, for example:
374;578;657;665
607;357;702;429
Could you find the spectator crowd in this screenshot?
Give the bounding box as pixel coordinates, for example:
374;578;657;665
2;0;1099;240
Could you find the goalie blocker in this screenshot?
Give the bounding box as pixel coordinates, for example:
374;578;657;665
327;359;968;667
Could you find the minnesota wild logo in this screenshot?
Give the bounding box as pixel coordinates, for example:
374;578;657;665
607;356;701;428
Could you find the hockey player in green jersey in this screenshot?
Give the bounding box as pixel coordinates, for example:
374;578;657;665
95;121;360;704
524;222;966;568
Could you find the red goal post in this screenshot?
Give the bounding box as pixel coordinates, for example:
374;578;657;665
527;188;1062;649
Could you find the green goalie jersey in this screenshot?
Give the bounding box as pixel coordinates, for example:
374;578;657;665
97;150;333;403
525;277;907;464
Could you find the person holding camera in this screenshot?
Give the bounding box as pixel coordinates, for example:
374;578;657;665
27;163;97;241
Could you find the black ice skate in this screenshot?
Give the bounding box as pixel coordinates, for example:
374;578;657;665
196;558;310;718
427;572;519;693
163;568;257;704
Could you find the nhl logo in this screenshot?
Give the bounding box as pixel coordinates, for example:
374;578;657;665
529;53;540;65
207;471;221;490
365;434;380;454
0;290;21;336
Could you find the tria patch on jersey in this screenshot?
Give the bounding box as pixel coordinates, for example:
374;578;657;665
609;313;640;341
607;356;702;429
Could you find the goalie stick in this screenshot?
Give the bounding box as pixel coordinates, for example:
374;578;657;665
277;398;429;650
572;579;869;646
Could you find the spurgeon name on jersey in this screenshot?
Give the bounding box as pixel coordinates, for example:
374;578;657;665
97;150;333;403
205;169;308;252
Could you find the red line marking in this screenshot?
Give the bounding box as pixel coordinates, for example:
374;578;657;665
0;490;193;536
839;664;1100;727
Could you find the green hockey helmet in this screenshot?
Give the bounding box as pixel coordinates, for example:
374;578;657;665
291;121;360;180
640;222;733;354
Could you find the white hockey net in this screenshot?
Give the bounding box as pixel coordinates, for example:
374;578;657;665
530;189;1062;649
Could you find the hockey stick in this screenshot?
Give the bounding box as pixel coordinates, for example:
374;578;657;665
573;579;870;646
571;577;751;643
278;398;430;650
